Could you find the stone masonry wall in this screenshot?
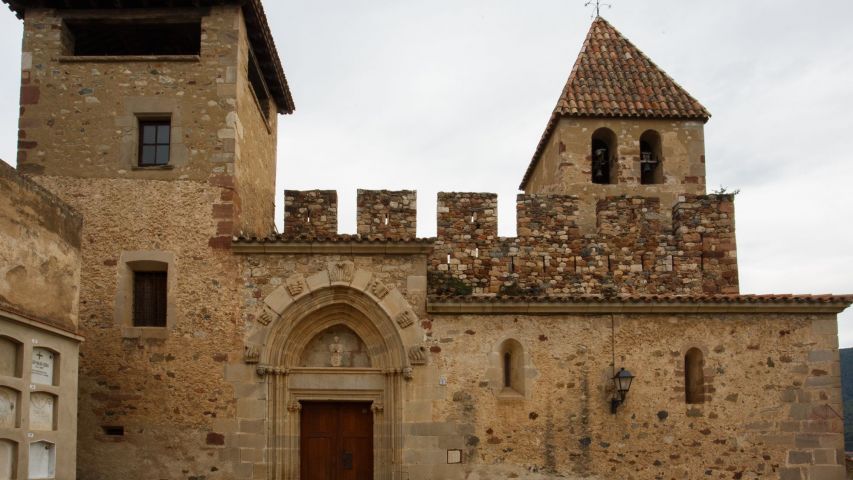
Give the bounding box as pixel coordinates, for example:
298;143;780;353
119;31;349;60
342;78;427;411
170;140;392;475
356;189;417;239
233;249;844;479
15;6;261;245
0;159;81;330
524;117;707;229
431;192;737;296
34;175;244;480
233;7;279;237
414;311;845;479
282;189;739;296
283;189;338;237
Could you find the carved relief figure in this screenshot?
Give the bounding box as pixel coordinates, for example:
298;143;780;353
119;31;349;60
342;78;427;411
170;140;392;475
286;276;306;296
328;261;355;283
368;278;390;299
329;336;345;367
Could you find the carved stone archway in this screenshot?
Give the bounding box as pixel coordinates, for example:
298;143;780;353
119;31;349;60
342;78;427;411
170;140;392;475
251;263;422;480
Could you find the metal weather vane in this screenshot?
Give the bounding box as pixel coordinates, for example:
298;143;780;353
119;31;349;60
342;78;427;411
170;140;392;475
585;0;612;18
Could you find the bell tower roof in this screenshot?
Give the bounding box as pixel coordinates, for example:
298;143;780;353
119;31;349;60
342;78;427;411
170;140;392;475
520;16;710;189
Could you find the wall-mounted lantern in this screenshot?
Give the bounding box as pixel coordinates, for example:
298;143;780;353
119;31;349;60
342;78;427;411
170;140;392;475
610;367;635;414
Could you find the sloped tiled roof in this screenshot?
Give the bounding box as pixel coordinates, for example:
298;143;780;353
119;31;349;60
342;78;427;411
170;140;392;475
520;17;710;189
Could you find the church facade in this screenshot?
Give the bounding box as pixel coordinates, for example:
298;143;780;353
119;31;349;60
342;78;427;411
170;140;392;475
0;1;850;479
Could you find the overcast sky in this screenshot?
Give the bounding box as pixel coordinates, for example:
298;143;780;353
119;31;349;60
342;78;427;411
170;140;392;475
0;1;850;343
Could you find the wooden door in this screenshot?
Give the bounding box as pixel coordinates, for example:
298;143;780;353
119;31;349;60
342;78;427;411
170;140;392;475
301;402;373;480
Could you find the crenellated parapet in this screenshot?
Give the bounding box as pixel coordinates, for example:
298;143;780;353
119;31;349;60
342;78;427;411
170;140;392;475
357;189;417;239
279;189;739;296
284;190;338;237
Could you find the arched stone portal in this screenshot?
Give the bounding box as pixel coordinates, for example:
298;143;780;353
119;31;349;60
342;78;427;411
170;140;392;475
252;264;421;480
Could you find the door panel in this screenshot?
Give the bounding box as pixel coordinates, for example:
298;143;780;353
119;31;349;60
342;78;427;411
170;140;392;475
301;402;373;480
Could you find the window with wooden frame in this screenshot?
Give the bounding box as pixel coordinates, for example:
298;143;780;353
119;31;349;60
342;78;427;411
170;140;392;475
138;120;171;167
247;47;272;120
133;271;167;327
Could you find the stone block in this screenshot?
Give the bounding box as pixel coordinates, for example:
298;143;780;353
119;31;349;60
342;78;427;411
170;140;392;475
812;448;837;465
807;465;845;480
787;450;811;465
236;398;267;420
779;467;803;480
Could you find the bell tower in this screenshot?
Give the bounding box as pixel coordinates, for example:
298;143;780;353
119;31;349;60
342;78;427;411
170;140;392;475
520;17;709;228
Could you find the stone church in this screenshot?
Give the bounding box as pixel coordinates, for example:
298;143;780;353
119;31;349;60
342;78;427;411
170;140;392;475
0;1;850;479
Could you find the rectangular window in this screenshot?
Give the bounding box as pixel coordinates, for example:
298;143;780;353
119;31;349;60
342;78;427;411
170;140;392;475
138;120;171;167
65;21;202;56
133;271;167;327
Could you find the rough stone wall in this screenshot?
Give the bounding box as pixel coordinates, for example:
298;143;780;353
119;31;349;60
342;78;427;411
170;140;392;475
14;6;266;243
232;249;843;479
415;311;844;479
233;7;279;237
0;160;81;330
283;189;338;237
280;189;737;296
34;176;243;480
524;117;707;229
430;192;738;296
356;189;417;239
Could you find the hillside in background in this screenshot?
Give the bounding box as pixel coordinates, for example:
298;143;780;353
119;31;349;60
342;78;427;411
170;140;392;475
841;348;853;451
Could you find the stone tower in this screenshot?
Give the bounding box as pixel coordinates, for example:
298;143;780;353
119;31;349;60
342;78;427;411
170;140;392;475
520;17;709;228
3;1;294;477
9;0;294;237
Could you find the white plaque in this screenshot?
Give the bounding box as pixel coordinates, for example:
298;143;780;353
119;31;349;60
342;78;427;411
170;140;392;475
30;348;55;386
447;449;462;464
0;388;16;429
28;441;55;479
0;440;15;480
29;393;54;431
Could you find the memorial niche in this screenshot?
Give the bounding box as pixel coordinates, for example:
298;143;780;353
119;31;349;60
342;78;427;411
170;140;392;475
0;387;18;429
298;325;371;368
0;337;19;378
29;393;55;431
0;440;15;480
28;441;55;479
30;348;56;386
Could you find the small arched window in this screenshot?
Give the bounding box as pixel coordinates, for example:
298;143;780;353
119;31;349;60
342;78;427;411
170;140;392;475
591;128;618;185
640;130;663;185
685;348;705;404
499;339;525;395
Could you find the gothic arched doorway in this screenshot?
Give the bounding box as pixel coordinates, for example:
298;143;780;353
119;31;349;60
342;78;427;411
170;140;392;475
257;280;414;480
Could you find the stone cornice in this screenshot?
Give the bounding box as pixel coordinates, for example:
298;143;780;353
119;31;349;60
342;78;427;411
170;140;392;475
0;307;84;341
427;296;853;315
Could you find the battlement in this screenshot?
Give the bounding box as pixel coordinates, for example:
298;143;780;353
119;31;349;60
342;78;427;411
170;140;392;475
280;189;739;296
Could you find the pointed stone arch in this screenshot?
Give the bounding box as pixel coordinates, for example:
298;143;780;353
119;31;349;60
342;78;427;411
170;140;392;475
250;262;422;479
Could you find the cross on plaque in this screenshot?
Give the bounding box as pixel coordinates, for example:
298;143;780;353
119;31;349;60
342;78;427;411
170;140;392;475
36;352;43;360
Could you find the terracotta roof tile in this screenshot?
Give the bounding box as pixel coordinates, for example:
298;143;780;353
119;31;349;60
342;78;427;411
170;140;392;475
520;17;710;189
233;234;435;245
429;294;853;307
